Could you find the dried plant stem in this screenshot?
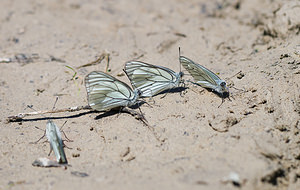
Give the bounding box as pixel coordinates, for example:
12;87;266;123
7;105;91;122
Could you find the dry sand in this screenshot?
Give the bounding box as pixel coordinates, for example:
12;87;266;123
1;0;300;189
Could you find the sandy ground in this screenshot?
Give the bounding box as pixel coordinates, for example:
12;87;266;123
1;0;300;189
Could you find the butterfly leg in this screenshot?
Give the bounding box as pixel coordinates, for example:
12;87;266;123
179;86;187;97
218;98;225;108
179;81;187;97
30;128;46;144
61;130;73;142
138;107;148;123
148;97;156;105
135;108;165;144
141;98;154;108
48;145;53;156
122;107;148;124
62;141;73;149
116;107;123;118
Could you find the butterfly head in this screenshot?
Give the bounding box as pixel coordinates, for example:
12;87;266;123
219;81;230;98
136;89;142;97
173;71;185;88
220;82;226;87
179;71;184;78
177;71;184;83
126;88;141;107
133;88;142;99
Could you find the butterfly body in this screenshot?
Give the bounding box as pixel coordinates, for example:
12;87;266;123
125;61;183;97
85;71;140;111
46;120;68;164
179;56;229;98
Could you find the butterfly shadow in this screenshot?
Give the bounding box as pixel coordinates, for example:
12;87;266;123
189;82;231;107
94;110;119;120
94;101;148;120
187;81;229;98
154;87;187;98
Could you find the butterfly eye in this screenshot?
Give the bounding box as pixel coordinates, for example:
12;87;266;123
179;71;184;78
220;82;226;87
137;89;142;96
222;91;229;98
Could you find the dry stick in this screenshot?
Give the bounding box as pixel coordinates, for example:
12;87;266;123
209;125;228;133
104;53;110;73
7;105;91;122
208;122;228;133
76;52;110;69
228;70;242;80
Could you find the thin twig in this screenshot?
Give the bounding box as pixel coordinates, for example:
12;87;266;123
228;70;242;80
208;122;228;133
7;105;91;122
209;126;228;133
76;52;110;69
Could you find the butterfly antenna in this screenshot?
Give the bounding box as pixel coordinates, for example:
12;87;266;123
26;105;37;112
52;96;59;111
26;104;48;119
60;120;68;130
46;96;59;121
26;104;48;144
123;68;129;78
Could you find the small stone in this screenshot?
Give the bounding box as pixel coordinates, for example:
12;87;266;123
236;72;245;79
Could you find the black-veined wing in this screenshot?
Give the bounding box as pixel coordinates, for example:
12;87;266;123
124;61;183;97
179;55;229;96
46;120;67;164
85;71;140;111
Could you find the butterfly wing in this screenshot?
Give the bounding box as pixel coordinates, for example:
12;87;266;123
179;56;222;89
125;61;182;97
46;120;67;164
85;71;135;111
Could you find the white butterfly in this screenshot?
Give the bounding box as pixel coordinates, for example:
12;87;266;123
46;120;68;164
179;55;229;98
85;71;141;111
124;61;184;97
